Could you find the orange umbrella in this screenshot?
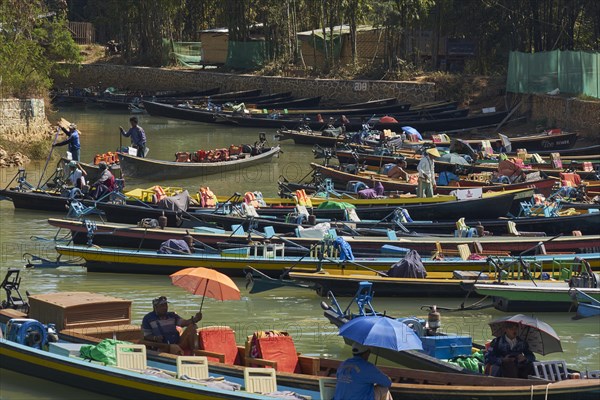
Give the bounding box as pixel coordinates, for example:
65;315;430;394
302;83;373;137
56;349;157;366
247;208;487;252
170;267;241;311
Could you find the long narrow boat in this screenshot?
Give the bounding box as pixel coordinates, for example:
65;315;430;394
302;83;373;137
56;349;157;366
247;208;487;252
142;101;221;123
311;163;558;196
192;208;600;236
53;243;600;276
473;282;600;312
227;110;510;131
118;146;280;180
335;150;598;179
47;218;600;256
4;305;598;400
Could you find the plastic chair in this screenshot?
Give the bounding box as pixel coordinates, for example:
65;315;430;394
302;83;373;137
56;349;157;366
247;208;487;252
176;355;209;379
319;377;337;400
115;344;147;370
231;224;245;235
532;360;568;381
457;244;472;260
507;221;520;236
244;367;277;394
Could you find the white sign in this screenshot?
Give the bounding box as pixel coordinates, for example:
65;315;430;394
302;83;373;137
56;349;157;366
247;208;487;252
128;147;138;156
452;188;483;200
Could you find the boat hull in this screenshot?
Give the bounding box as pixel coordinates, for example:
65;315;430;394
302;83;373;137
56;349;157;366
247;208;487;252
118;146;280;180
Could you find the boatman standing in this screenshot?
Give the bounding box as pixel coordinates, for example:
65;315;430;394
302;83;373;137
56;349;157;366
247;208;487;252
119;116;147;157
417;147;439;198
54;123;81;161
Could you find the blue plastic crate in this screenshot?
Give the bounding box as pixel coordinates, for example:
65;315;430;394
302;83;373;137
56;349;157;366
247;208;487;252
421;335;472;359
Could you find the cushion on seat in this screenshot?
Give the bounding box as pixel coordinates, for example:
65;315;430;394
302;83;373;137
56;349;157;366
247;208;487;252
198;326;239;365
256;335;299;373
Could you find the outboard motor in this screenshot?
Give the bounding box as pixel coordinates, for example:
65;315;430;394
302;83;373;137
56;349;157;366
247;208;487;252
6;319;48;349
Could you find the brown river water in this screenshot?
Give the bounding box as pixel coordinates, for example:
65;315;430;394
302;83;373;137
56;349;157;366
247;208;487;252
0;106;598;399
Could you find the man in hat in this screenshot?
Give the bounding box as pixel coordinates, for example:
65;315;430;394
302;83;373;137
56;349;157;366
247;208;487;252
54;122;81;161
67;160;87;190
141;296;203;355
417;147;439;197
120;116;147;157
334;342;392;400
485;321;535;378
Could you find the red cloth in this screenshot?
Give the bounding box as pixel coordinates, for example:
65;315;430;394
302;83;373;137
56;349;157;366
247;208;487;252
379;115;398;123
256;335;299;373
198;327;239;365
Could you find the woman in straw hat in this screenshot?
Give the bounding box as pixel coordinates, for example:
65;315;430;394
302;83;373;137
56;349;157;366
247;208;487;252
417;147;440;197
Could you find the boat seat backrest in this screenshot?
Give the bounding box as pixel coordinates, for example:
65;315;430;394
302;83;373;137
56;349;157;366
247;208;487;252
457;244;471;260
231;224;245;236
255;335;299;373
533;360;568;381
197;326;240;365
296;205;310;219
176;356;209;379
243;203;260;218
116;344;147;370
386;229;397;241
244;367;277;394
319;377;337;400
507;221;520;236
264;226;275;239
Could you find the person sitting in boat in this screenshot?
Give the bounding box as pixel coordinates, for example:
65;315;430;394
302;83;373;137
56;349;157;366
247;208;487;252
141;296;202;355
436;167;459;187
67;160;87;190
89;161;115;200
485;321;535;379
387;159;409;181
334;342;393;400
492;139;507;154
53;123;81;161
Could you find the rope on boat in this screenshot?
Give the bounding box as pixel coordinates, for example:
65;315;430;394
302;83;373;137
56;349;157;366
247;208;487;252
429;296;493;312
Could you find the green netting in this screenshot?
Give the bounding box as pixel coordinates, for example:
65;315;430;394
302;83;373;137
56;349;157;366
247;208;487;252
162;39;204;68
309;30;343;58
507;50;599;98
226;41;266;69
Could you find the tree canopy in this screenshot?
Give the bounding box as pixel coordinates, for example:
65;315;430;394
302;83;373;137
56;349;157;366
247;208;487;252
0;0;81;98
68;0;598;72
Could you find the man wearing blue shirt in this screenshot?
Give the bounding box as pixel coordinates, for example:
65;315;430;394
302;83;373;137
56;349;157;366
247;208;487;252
141;296;202;355
120;116;147;157
334;343;392;400
54;123;81;161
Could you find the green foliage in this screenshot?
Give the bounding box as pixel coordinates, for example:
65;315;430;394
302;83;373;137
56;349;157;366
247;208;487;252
0;0;81;98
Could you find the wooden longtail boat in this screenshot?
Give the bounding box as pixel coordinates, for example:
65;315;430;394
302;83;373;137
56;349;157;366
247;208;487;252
311;163;558;195
335;149;599;179
47;218;600;256
3;294;598;400
118;146;280;180
142;101;221;123
474;282;600;312
53;243;600;276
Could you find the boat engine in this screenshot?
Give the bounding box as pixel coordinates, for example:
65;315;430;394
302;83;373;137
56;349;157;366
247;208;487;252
6;318;48;349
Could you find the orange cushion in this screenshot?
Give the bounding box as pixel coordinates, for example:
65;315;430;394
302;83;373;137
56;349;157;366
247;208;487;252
198;327;239;365
256;335;299;373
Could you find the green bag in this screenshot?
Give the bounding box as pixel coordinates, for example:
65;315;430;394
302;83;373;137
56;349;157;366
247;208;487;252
80;338;132;365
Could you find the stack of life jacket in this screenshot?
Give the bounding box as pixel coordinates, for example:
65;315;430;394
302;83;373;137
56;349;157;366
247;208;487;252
94;152;119;165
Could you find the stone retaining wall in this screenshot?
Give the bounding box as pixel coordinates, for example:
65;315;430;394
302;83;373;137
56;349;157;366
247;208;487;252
53;64;436;105
0;98;48;141
520;94;600;139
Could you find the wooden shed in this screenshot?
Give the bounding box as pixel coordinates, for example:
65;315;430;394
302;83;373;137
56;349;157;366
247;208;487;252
297;25;386;68
199;28;229;64
28;292;131;331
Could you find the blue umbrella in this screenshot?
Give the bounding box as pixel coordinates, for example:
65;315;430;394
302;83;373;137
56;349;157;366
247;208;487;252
339;316;423;352
401;126;422;140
